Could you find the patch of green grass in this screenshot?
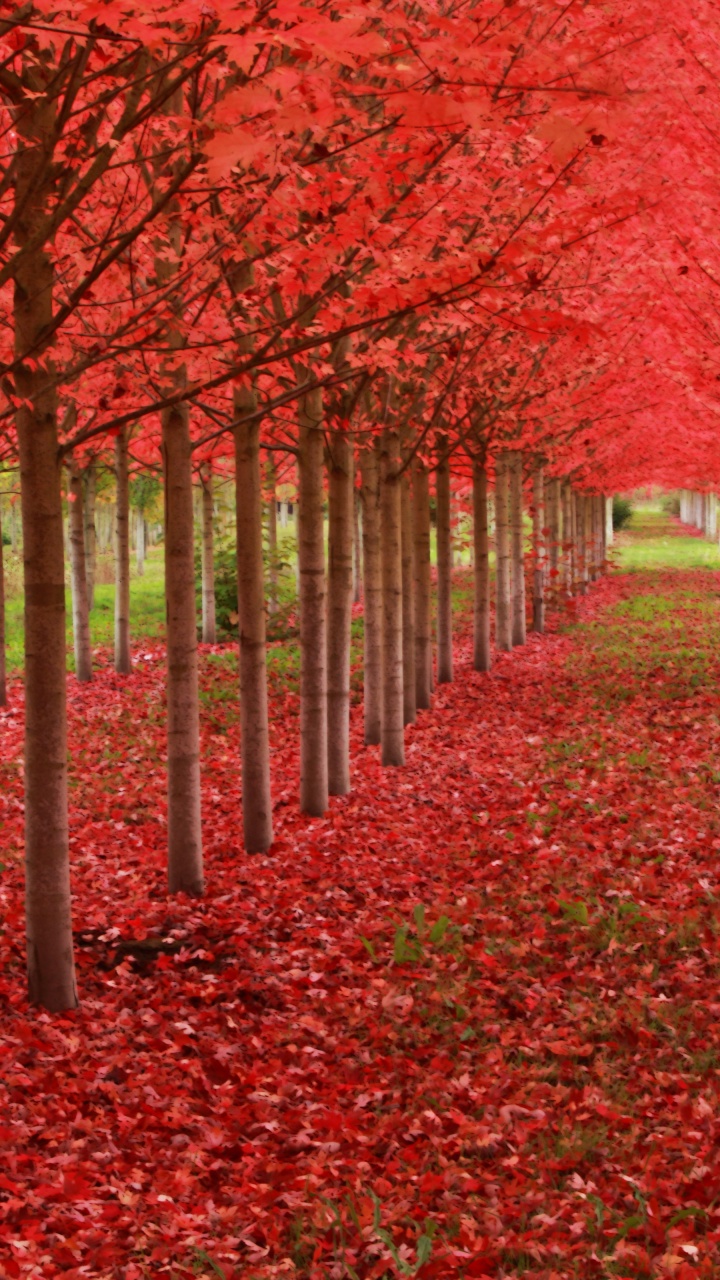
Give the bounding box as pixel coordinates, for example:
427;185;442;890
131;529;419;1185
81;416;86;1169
616;531;720;572
3;546;167;675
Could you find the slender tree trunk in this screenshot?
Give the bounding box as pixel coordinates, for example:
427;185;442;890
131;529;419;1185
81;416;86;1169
266;459;278;618
401;469;416;725
436;439;454;682
360;441;383;745
9;497;20;553
353;485;362;605
495;451;512;651
547;478;561;606
0;504;6;706
606;496;615;545
562;483;574;596
200;463;216;643
68;461;92;682
234;390;273;852
84;460;97;612
298;380;328;815
576;492;587;594
15;98;78;1011
413;457;433;708
114;430;132;675
326;427;353;796
162;402;204;894
510;451;527;646
531;462;545;634
381;426;405;766
136;509;146;576
586;495;595;583
472;456;491;672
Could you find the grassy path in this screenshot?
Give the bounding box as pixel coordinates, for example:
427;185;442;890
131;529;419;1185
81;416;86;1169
1;508;720;1278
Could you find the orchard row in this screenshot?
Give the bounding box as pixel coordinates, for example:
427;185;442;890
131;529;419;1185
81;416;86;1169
2;1;720;1010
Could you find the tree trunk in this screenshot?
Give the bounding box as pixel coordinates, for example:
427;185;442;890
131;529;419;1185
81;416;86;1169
0;504;6;706
562;483;574;596
326;427;353;796
606;495;614;546
136;509;146;576
360;441;383;745
298;380;328;815
576;492;587;595
83;460;97;612
381;427;405;766
114;430;132;675
68;461;92;682
266;459;278;618
401;469;416;725
234;390;273;852
547;478;561;606
353;485;362;605
162;402;204;894
531;462;545;634
15;98;78;1011
472;456;491;672
510;451;526;646
200;463;216;643
436;440;454;683
586;495;596;583
495;451;512;651
413;457;433;708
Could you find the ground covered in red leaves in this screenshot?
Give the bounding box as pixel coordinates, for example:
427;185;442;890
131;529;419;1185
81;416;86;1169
3;535;720;1280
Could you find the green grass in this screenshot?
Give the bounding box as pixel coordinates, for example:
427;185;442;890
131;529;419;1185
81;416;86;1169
614;505;720;571
3;547;166;675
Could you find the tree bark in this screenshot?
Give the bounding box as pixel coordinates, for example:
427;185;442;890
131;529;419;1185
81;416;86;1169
200;463;216;643
353;485;362;605
531;462;545;634
83;460;97;612
162;401;204;895
400;469;416;725
562;483;574;596
266;458;278;618
15;94;78;1010
495;451;512;651
547;478;561;606
413;457;433;708
114;430;132;675
68;461;92;682
360;441;383;745
606;495;614;546
326;427;353;796
234;390;273;852
510;451;526;646
298;379;328;815
381;426;405;766
436;439;454;683
587;494;597;582
576;492;588;595
472;456;491;672
135;509;146;576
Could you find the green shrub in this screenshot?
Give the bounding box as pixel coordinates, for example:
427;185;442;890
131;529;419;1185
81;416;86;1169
612;496;633;530
195;526;298;641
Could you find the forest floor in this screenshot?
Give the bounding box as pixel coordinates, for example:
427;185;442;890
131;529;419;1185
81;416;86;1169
2;508;720;1280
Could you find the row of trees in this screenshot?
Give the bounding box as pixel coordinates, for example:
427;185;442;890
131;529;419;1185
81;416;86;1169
1;0;719;1010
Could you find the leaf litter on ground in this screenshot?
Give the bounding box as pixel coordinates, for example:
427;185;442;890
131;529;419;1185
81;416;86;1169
1;535;720;1278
